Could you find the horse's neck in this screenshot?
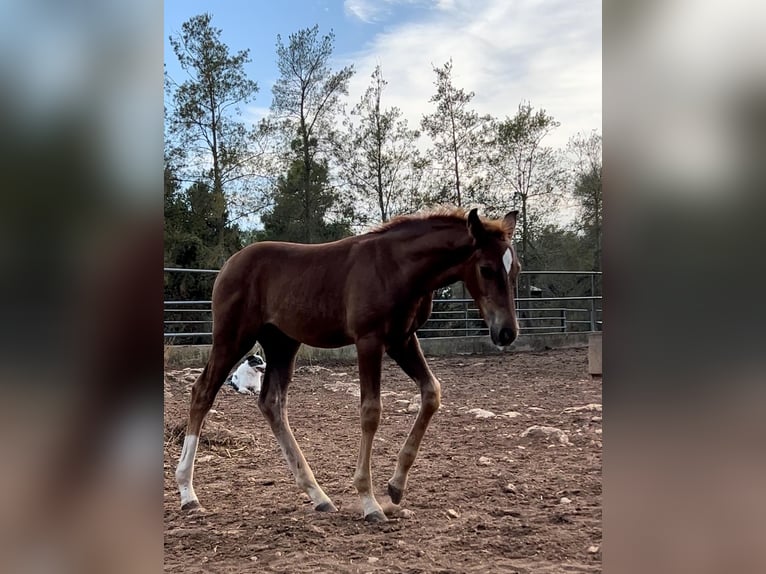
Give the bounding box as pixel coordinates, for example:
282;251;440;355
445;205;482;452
395;222;474;291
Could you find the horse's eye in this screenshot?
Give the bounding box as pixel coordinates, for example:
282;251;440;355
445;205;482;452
480;266;495;280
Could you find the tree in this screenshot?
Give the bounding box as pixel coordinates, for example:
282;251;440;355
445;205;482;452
568;130;602;270
271;25;354;242
421;59;493;208
491;102;568;270
260;140;352;243
167;13;263;248
164;160;241;325
164;178;242;269
331;65;426;223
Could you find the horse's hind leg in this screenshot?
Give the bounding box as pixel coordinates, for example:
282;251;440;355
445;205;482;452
385;335;441;505
353;337;387;522
258;330;337;512
175;333;254;511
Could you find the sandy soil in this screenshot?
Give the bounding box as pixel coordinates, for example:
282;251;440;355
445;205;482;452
164;347;602;573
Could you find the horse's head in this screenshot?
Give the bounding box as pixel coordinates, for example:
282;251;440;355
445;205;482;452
463;208;520;349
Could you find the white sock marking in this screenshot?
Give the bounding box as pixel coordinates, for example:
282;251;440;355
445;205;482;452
176;434;199;506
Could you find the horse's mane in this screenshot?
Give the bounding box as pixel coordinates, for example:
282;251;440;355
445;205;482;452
369;207;510;238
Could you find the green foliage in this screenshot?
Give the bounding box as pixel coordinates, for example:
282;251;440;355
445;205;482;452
492;102;567;267
167;13;263;224
421;59;493;208
332;65;426;223
260;145;352;244
271;25;354;242
165;179;241;266
272;25;354;134
568;130;602;271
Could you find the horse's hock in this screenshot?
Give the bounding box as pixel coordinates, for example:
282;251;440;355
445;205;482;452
588;332;602;377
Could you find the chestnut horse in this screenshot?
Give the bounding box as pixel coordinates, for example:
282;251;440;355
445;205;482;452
175;208;520;522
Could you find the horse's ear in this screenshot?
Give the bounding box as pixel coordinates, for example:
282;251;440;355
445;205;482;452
467;208;487;244
504;210;519;235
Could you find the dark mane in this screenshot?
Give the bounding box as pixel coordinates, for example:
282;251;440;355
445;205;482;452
368;207;510;238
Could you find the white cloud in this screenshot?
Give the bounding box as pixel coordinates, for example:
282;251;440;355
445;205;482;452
342;0;601;149
344;0;422;24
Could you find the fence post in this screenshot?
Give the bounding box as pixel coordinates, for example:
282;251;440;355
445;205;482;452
589;274;596;332
464;299;468;334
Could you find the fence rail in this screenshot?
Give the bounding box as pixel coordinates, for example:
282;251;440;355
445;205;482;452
164;268;602;343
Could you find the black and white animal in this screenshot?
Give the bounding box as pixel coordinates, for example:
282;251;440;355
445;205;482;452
227;354;266;394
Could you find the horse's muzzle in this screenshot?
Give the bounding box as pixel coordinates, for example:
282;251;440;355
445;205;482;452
490;323;517;348
498;327;517;346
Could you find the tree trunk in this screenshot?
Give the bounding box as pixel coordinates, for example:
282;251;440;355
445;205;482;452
209;90;225;251
301;117;312;244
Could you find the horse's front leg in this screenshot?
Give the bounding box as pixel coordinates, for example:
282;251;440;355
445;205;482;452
354;337;387;522
385;335;441;505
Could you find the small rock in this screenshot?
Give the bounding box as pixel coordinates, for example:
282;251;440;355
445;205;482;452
520;425;571;445
563;403;602;414
587;545;600;554
477;456;494;466
467;408;496;419
395;399;410;406
528;407;545;412
503;483;517;494
591;416;602;423
502;411;522;418
407;394;421;413
367;557;379;563
250;556;258;562
560;497;572;504
198;455;213;463
446;508;460;519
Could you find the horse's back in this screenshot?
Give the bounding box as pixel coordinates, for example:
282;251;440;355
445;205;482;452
211;239;362;346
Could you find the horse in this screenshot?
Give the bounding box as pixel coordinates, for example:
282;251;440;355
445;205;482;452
175;207;521;522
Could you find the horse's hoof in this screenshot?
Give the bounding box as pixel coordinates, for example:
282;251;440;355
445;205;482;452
181;500;205;513
315;501;338;513
364;510;388;523
387;482;403;504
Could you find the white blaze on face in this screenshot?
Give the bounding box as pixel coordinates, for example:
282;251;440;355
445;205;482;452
502;248;512;275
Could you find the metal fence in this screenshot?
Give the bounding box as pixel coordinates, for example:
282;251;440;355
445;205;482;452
164;268;602;344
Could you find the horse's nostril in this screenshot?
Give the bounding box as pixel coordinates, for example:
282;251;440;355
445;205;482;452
499;328;516;346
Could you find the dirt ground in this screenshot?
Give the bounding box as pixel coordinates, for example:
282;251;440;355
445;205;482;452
164;347;602;573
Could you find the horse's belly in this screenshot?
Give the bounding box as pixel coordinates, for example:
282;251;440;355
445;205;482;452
293;329;353;349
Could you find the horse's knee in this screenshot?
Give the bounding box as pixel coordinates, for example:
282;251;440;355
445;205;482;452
421;380;441;414
360;399;381;432
258;389;283;425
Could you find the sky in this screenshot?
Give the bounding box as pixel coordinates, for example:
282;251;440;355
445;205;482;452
164;0;601;151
